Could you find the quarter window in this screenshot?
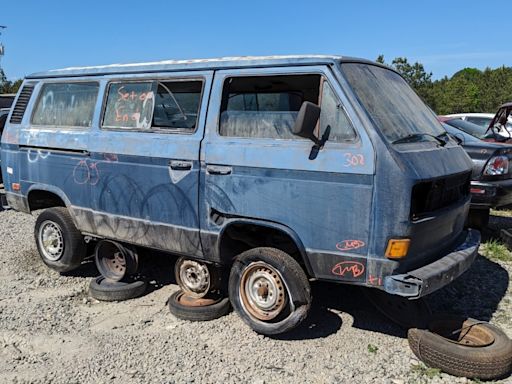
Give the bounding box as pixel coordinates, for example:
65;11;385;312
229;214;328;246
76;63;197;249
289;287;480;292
103;80;203;131
319;81;356;142
32;82;99;127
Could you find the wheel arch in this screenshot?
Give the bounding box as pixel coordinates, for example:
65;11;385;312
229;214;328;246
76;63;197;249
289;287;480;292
217;218;313;276
27;184;71;212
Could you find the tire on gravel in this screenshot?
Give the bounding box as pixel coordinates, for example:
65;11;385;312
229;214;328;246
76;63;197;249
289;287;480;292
34;207;86;272
408;314;512;380
89;276;147;301
229;247;311;336
168;290;231;321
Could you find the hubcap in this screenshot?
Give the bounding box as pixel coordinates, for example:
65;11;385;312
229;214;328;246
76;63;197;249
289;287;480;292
239;262;287;321
38;221;64;261
176;259;211;298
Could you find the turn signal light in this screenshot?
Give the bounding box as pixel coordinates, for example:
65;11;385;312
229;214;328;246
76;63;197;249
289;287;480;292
385;239;410;259
12;183;20;191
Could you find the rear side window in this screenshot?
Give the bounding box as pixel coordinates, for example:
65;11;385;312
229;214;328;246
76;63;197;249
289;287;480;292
102;80;203;131
32;82;99;127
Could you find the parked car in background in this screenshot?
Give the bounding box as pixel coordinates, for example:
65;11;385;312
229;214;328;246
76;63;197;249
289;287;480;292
0;94;15;109
445;112;512;132
441;122;512;228
439;115;512;144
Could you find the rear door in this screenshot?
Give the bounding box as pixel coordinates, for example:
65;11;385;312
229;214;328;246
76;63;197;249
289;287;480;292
201;66;375;282
85;71;213;257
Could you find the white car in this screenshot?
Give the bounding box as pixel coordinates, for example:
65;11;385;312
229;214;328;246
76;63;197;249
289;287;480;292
445;112;512;131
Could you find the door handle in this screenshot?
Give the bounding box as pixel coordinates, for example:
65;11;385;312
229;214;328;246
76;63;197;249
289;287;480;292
206;165;232;175
169;160;193;171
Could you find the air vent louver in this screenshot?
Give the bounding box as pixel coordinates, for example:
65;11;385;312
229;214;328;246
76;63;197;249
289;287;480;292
9;84;35;124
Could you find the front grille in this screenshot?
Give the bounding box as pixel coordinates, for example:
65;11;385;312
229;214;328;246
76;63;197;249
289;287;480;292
411;172;471;219
9;84;35;124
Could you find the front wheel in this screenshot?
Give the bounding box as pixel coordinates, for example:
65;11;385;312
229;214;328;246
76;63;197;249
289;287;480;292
229;247;311;335
34;207;86;272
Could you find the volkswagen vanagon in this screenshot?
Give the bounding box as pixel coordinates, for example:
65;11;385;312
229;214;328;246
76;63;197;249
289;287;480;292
1;56;480;334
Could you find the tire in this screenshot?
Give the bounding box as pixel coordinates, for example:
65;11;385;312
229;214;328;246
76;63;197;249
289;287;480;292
467;208;490;230
89;276;147;301
34;207;86;272
408;314;512;380
168;290;231;321
229;247;311;335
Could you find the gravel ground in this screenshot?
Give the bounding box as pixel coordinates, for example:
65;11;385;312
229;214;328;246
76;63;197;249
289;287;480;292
0;209;511;384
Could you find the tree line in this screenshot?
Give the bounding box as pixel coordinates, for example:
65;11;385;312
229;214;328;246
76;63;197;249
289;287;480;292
2;58;512;114
376;55;512;115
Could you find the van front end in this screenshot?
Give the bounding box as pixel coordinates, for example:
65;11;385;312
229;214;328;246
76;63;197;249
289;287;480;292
313;61;481;299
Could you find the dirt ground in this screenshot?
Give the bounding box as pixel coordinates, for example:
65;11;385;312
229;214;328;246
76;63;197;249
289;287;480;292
0;209;511;384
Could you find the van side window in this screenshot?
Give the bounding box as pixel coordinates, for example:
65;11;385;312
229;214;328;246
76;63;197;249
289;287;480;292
32;82;99;127
219;75;320;139
103;82;155;130
319;81;356;142
102;80;203;131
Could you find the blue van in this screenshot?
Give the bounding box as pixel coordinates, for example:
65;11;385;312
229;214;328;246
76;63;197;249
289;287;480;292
1;56;480;334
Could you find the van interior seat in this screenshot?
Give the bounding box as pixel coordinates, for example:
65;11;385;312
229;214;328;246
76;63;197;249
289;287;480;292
220;110;299;139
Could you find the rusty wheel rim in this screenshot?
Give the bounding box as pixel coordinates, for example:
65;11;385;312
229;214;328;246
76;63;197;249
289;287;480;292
239;262;287;321
176;291;220;307
96;241;127;282
175;258;211;298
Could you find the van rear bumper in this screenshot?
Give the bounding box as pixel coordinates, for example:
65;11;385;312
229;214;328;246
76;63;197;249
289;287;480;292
383;229;480;299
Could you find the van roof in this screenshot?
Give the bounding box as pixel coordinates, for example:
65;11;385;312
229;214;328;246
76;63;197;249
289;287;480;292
26;55;378;79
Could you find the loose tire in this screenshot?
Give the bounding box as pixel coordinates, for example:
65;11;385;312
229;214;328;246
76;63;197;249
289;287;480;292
34;207;86;272
229;247;311;335
408;314;512;380
168;290;231;321
89;276;147;301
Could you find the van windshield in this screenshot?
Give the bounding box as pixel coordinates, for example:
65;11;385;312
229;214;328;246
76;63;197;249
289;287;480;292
340;63;445;143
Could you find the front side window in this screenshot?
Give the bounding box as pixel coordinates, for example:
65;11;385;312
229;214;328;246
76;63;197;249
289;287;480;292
103;80;203;131
32;82;99;127
341;63;444;143
219;74;320;139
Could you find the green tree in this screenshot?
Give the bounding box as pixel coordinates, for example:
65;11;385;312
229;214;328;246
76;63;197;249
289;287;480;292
0;68;22;94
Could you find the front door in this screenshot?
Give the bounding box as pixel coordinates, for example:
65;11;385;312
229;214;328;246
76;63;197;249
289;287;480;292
201;66;375;282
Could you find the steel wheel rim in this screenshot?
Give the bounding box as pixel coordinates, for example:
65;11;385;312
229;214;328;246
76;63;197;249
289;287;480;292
96;241;127;282
239;262;287;321
38;220;64;261
176;259;211;298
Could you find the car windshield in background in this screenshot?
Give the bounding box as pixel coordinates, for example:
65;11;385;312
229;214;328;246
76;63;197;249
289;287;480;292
340;63;445;143
445;118;487;138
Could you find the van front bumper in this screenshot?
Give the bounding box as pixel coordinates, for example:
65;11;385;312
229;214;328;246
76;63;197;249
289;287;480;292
383;229;480;299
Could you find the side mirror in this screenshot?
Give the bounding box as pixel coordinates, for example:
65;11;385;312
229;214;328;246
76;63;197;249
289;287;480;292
292;101;321;142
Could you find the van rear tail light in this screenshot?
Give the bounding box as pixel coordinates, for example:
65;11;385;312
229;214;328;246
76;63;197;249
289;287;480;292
483;156;509;176
385;239;410;259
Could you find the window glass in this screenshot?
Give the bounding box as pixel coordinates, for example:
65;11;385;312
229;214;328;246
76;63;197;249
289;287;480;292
103;80;203;131
220;74;320;139
103;82;155;129
341;63;444;143
153;81;202;130
466;116;491;128
319;81;356;142
32;82;99;127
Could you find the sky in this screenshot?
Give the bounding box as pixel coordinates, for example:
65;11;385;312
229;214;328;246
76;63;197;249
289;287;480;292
0;0;510;81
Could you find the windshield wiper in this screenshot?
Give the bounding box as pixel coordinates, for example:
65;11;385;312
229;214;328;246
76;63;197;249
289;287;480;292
392;133;446;146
